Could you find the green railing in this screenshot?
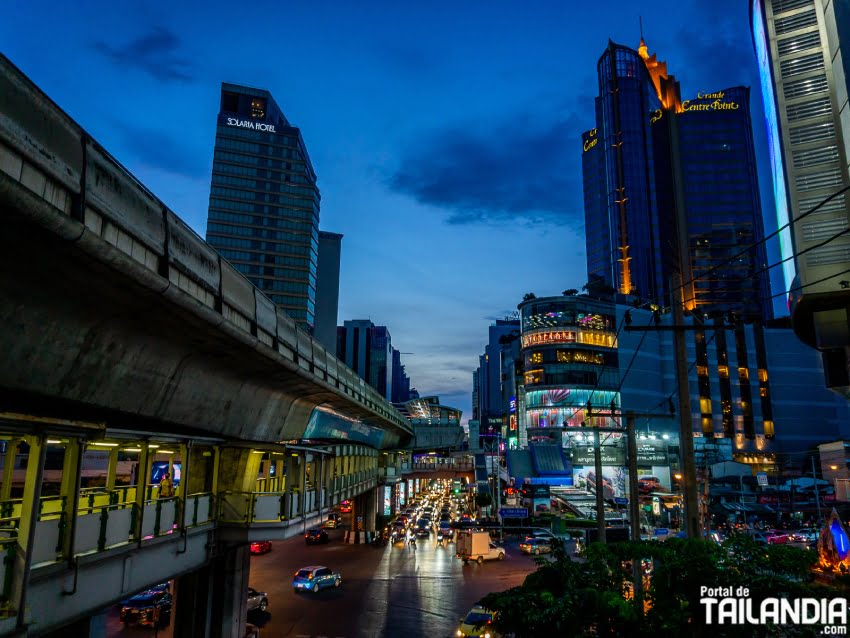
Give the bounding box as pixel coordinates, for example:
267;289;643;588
74;502;136;554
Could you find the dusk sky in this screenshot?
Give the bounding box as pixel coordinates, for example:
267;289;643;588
2;0;785;425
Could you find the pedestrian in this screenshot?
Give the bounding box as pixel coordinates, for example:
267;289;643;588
159;471;174;499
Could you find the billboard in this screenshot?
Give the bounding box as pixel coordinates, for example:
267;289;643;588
572;446;624;466
573;466;626;499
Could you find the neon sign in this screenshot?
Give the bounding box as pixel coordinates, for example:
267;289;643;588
522;331;577;348
682;92;739;112
226;117;277;133
582;128;598;153
650;108;663;124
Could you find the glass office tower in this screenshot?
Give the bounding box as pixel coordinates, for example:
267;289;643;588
675;87;772;320
206;83;320;331
582;40;771;321
591;41;672;303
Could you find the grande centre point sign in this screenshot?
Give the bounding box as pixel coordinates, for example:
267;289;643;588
682;91;740;112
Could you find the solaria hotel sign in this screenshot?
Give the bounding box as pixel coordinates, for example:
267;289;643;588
226;118;277;133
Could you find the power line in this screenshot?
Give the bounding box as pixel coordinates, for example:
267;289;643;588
768;265;850;300
676;184;850;294
615;312;654;394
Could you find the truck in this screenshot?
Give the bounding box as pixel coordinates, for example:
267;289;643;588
456;530;505;564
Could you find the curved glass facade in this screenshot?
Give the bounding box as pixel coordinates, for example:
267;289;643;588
518;297;620;435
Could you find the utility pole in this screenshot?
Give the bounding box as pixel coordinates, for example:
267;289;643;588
625;414;640;543
672;272;701;539
626;413;642;603
593;426;606;543
811;456;823;523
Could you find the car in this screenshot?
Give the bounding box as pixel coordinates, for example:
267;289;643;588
519;538;553;555
246;587;269;612
437;527;454;543
416;526;430;538
526;528;556;540
249;540;272;555
791;528;818;543
305;528;329;544
765;530;791;545
456;605;499;637
120;589;173;628
340;500;352;513
323;513;341;529
292;565;342;593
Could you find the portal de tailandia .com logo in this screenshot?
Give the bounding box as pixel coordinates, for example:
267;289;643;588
701;586;848;634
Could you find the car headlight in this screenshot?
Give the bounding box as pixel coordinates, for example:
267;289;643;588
456;631;463;637
484;633;491;638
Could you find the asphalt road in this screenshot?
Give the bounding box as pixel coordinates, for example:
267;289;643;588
100;519;539;637
249;525;537;638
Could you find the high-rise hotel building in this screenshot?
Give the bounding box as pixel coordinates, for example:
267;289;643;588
750;0;850;393
582;40;771;321
206;83;320;331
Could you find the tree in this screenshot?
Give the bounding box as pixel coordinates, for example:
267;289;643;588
522;293;537;301
475;492;493;509
562;288;579;296
481;536;834;638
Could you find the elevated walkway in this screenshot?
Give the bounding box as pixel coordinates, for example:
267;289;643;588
0;53;411;449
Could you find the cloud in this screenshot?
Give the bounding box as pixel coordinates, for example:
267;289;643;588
387;107;587;227
671;0;759;95
115;120;208;180
93;27;193;83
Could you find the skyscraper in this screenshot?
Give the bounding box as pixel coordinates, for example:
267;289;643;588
206;83;320;331
336;320;393;400
583;40;771;320
314;231;342;352
751;0;850;391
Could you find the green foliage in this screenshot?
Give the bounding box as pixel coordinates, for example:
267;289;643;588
522;292;537;301
481;535;846;638
475;492;493;508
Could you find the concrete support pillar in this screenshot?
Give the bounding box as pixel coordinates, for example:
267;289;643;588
173;545;249;638
299;453;307;515
177;443;191;528
105;448;119;491
0;441;17;501
210;545;250;638
58;438;84;560
12;434;46;630
44;608;108;638
132;444;152;541
174;561;214;638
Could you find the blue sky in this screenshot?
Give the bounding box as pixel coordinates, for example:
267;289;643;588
2;0;785;424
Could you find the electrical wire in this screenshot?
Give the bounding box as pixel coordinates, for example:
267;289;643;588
675;184;850;295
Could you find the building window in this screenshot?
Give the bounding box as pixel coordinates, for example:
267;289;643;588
251;98;267;119
757;369;768;382
718;365;729;378
222;91;239;112
763;420;775;438
700;398;712;414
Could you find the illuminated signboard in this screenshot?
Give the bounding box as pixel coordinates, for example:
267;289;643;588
226;117;277;133
753;0;795;293
521;330;615;349
650;108;663;125
582;128;598;153
522;330;577;348
509;396;517;413
681;91;739;112
509;415;517;430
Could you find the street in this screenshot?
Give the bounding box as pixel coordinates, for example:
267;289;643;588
249;524;536;638
101;523;537;637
